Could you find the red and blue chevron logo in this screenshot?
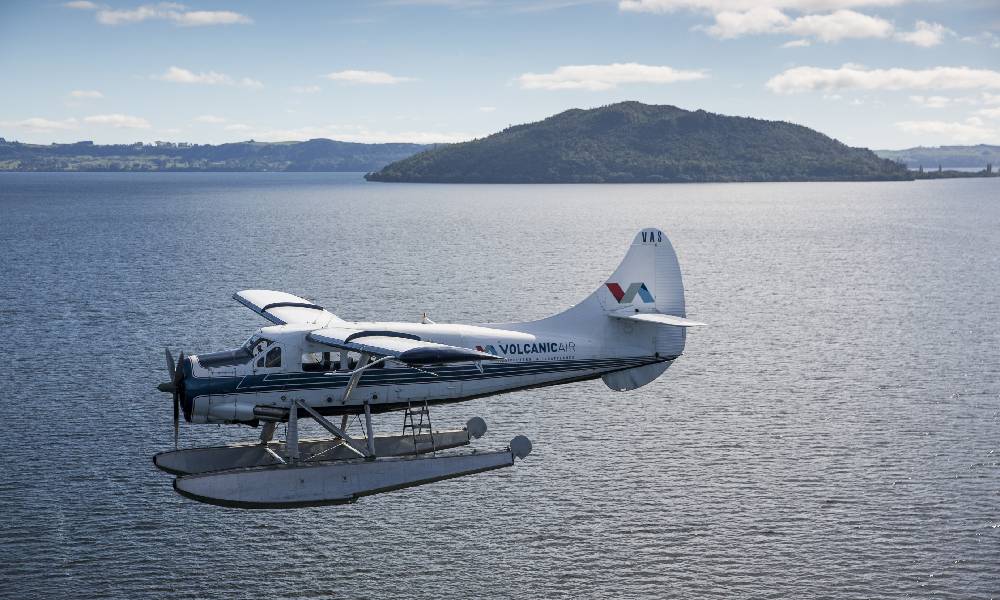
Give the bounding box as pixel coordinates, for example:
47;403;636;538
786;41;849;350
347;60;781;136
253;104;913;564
606;282;654;304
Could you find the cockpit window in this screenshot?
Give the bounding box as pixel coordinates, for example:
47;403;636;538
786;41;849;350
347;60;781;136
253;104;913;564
264;346;282;368
243;335;273;356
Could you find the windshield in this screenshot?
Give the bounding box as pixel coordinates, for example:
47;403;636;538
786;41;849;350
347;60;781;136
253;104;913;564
242;334;273;356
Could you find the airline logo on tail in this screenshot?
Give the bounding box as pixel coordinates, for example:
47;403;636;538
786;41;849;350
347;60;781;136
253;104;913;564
606;282;654;304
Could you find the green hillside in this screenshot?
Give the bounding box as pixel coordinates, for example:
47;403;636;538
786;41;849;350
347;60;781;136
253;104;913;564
366;101;911;183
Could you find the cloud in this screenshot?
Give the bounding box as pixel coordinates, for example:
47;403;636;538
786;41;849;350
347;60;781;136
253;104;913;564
69;2;253;26
895;21;951;47
619;0;908;12
781;38;811;47
84;114;151;128
171;9;252;26
705;8;893;41
157;66;231;84
156;66;261;87
290;85;321;94
961;32;1000;49
766;65;1000;94
323;70;415;84
194;114;226;123
517;62;707;90
895;119;998;143
69;89;104;99
624;0;947;47
478;106;497;112
0;117;78;132
977;107;1000;120
224;123;251;131
909;95;951;108
704;8;945;44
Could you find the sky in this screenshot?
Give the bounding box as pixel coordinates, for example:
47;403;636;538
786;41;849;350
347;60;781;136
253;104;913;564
1;0;998;149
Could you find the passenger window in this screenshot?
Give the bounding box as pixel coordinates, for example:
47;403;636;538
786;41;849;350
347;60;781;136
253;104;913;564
256;355;265;368
265;346;282;368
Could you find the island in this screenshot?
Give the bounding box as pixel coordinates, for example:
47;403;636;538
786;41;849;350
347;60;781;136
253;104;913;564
365;101;912;184
0;138;430;172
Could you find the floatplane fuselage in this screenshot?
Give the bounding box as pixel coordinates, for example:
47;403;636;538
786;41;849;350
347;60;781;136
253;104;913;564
155;228;703;508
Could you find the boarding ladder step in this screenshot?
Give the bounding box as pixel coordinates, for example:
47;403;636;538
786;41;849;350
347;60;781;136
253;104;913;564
402;400;436;456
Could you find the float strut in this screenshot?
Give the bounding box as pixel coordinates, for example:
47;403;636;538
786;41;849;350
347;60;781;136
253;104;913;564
287;401;299;463
364;401;376;459
292;399;368;458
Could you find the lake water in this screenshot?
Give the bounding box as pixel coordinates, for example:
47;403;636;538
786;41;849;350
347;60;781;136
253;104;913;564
1;173;997;599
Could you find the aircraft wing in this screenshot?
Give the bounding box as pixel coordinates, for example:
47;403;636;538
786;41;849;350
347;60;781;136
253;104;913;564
308;326;503;365
610;311;706;327
234;290;343;326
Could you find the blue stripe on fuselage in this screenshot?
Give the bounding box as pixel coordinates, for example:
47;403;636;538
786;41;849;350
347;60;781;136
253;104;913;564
188;355;673;400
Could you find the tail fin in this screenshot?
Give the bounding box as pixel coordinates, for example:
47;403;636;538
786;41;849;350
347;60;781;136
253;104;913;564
599;227;686;318
529;227;689;327
515;228;694;391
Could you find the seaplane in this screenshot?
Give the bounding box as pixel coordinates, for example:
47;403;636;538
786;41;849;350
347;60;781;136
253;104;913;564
154;228;704;508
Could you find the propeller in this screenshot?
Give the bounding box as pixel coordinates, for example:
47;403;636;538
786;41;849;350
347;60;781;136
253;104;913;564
158;348;184;449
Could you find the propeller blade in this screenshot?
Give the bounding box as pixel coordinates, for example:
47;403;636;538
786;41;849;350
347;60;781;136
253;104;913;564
173;391;179;449
165;348;175;378
173;352;184;450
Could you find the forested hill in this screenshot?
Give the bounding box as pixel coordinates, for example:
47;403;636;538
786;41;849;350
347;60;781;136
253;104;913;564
366;102;911;183
0;138;430;172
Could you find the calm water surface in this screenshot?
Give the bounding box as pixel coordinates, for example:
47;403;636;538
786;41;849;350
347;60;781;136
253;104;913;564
0;173;997;599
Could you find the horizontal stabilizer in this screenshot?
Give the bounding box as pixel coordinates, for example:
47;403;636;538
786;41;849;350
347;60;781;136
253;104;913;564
308;327;502;365
610;311;706;328
234;290;342;326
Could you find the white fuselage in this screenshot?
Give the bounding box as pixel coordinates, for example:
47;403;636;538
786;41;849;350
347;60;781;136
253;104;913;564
185;318;675;424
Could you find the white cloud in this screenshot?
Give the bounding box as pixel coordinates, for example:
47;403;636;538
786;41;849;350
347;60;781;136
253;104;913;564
704;6;789;38
983;93;1000;106
171;10;252;26
75;2;253;26
909;95;951;108
84;114;151;128
620;0;908;12
781;38;811;47
961;32;1000;49
733;8;891;42
290;85;321;94
767;65;1000;94
156;66;261;87
478;106;497;112
785;9;892;41
158;66;231;84
895;119;998;143
0;117;78;132
323;70;415;84
705;8;942;44
895;21;951;47
977;107;1000;120
69;89;104;99
224;123;251;131
517;62;707;90
194;115;227;123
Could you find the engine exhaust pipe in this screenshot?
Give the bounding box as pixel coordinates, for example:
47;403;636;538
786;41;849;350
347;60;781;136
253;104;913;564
253;406;289;422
